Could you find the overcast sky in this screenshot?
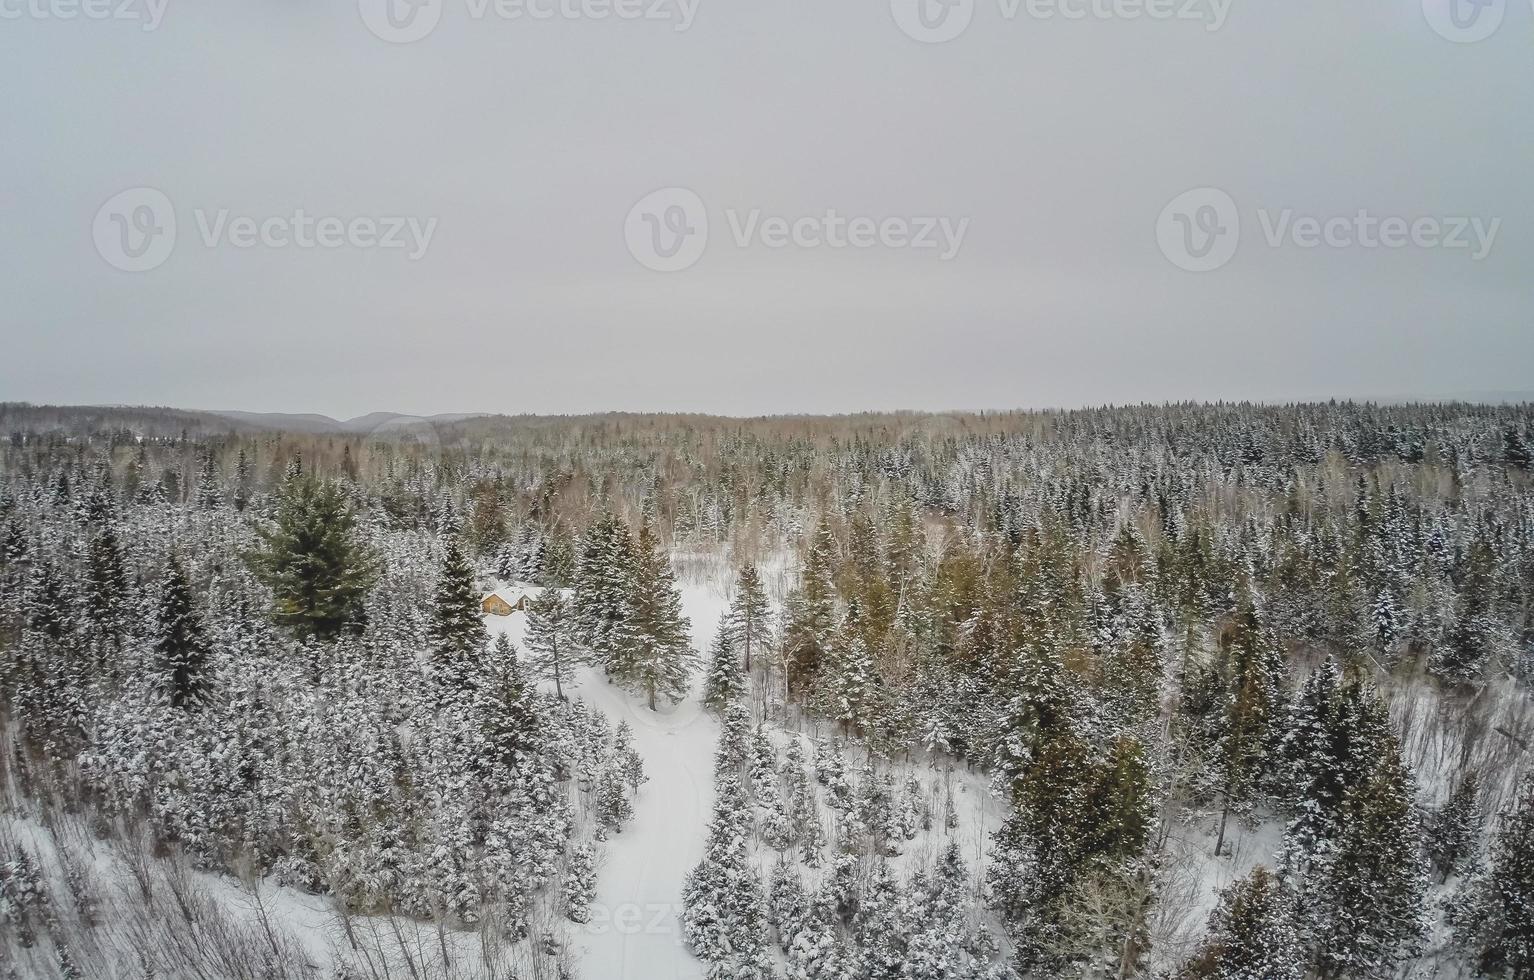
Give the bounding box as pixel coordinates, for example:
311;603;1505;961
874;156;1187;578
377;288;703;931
2;0;1530;419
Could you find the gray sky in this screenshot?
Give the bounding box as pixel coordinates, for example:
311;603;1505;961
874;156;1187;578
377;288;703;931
2;0;1530;419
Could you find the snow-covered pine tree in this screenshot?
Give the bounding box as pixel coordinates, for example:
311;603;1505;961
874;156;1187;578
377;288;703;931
727;561;774;674
246;475;378;641
572;512;634;676
1305;737;1429;980
427;537;487;692
1428;769;1483;883
613;520;695;710
615;719;647;793
682;758;770;973
525;587;581;700
700;613;745;713
784;525;838;697
1450;772;1534;978
1181;866;1303;980
563;843;596;923
154;555;210;710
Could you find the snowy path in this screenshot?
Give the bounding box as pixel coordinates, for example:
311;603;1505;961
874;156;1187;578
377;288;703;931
486;586;728;980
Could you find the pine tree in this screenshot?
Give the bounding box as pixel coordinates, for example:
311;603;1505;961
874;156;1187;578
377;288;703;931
615;720;647;793
1451;772;1534;978
1182;866;1303;980
1213;593;1286;855
701;613;746;713
682;766;769;970
1428;770;1483;883
1306;741;1428;980
564;843;596;923
428;537;487;691
525;588;581;700
614;520;696;710
728;562;774;674
84;523;130;648
246;475;378;641
572;512;634;676
154;556;210;710
193;451;222;509
818;609;881;737
784;526;838;696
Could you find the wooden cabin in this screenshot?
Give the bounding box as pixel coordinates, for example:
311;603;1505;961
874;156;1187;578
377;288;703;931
482;590;531;616
482;593;515;616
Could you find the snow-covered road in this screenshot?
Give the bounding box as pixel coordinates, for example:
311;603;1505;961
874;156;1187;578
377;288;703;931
487;585;728;980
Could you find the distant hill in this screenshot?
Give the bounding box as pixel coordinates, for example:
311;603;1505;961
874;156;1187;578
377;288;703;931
209;411;489;434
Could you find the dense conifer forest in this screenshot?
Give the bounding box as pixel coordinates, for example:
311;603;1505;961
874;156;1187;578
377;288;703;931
1;401;1531;979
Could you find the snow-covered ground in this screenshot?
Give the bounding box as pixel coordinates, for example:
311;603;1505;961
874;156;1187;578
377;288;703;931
484;576;732;980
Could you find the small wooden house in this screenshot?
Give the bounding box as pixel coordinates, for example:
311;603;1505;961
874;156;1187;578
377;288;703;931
482;590;531;616
482;593;515;616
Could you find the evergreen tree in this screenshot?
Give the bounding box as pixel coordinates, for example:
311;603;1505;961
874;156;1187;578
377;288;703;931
1428;770;1483;883
682;764;770;972
564;843;596;923
784;526;838;696
1213;593;1286;855
84;523;130;648
701;613;745;713
428;537;487;691
154;556;210;710
1451;773;1534;978
572;512;634;676
1306;741;1429;979
613;520;696;710
246;475;378;641
728;562;774;674
525;587;581;700
1182;866;1303;980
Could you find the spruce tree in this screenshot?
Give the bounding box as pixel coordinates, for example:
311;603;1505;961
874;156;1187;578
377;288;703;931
614;520;696;710
700;613;745;713
572;512;634;676
564;843;596;923
727;562;774;674
525;587;580;700
428;537;487;691
1428;770;1483;883
1451;773;1534;978
1307;741;1429;980
784;526;838;696
154;556;210;710
246;475;378;641
1182;866;1303;980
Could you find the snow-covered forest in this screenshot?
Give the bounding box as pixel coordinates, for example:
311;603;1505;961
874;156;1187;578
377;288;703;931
1;401;1532;979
